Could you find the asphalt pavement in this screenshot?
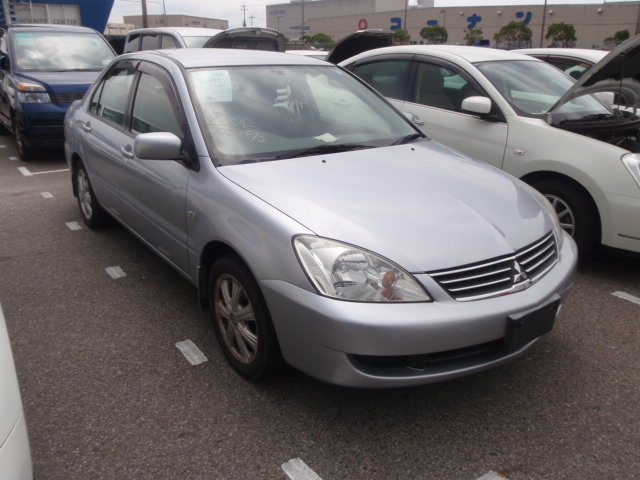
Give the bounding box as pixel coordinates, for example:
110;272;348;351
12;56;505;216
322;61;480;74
0;135;638;480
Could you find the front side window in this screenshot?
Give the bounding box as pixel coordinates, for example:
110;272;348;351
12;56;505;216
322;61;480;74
476;60;609;118
13;31;114;71
91;65;136;127
351;59;411;100
160;35;179;49
411;62;483;112
140;34;160;50
187;65;419;165
131;72;183;138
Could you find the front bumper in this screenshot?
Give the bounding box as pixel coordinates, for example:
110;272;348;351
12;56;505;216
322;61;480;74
260;234;577;388
17;103;67;148
601;190;640;253
0;413;33;480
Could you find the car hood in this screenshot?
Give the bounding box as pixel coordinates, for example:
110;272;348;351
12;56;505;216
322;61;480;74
548;34;640;114
16;71;100;93
219;141;553;272
326;29;393;64
203;27;286;52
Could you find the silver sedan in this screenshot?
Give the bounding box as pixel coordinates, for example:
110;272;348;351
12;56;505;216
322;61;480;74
64;49;577;387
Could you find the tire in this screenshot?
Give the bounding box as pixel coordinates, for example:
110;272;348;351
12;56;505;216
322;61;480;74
74;162;110;229
13;120;37;162
531;178;599;257
208;256;281;380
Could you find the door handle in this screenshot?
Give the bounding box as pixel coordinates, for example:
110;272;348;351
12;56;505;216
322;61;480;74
412;115;425;126
120;145;134;159
80;121;91;132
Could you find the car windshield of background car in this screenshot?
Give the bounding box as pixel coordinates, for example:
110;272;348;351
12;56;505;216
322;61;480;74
188;65;419;165
476;60;609;119
183;36;215;48
13;31;115;72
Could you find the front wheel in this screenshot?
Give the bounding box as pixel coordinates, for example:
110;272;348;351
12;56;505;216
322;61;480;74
531;178;599;257
209;256;281;380
74;162;110;228
13;120;37;161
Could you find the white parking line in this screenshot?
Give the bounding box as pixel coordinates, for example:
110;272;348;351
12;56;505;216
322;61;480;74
105;266;126;279
17;166;69;176
175;340;208;366
0;144;6;148
65;221;82;231
40;192;53;199
282;458;323;480
612;291;640;306
476;472;508;480
9;156;17;161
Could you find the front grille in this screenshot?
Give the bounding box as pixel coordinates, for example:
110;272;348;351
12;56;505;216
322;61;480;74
429;232;558;301
51;92;85;105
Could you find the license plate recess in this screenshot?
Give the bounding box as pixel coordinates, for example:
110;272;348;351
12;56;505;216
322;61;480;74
504;296;561;353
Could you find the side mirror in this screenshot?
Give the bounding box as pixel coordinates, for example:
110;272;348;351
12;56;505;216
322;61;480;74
594;91;615;107
0;54;9;71
134;132;182;160
461;96;492;115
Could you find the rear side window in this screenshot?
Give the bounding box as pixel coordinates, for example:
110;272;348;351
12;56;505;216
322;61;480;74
91;64;136;127
351;59;411;100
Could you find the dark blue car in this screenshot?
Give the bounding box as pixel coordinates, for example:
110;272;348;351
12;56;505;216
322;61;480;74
0;24;115;161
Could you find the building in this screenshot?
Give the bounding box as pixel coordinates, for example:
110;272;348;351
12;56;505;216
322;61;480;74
0;0;115;32
123;14;227;31
266;0;640;49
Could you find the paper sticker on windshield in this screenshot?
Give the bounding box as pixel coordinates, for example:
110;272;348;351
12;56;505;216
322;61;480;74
192;70;232;103
314;133;338;143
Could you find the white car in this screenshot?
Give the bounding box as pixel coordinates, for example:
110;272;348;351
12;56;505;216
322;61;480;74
0;304;33;480
335;37;640;256
514;48;608;80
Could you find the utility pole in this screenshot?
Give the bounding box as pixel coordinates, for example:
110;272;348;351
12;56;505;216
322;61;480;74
241;3;247;27
249;15;255;27
539;0;548;47
141;0;149;28
403;0;408;33
301;0;305;41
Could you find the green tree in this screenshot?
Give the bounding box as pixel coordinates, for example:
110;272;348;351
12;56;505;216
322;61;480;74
463;28;483;46
545;23;577;47
300;34;312;43
494;21;532;48
392;28;410;43
310;33;333;45
420;25;448;44
604;29;630;47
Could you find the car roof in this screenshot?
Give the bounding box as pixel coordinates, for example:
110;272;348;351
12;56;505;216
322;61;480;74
127;27;223;37
514;48;608;63
125;48;329;68
340;44;541;66
5;23;100;33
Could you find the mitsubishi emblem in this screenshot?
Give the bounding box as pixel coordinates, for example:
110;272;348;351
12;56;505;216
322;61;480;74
512;261;529;284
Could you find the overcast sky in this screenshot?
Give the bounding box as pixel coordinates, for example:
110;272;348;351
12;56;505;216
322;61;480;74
108;0;615;29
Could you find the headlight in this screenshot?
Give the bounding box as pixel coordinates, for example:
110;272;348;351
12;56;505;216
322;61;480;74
622;153;640;189
530;187;565;249
293;235;432;302
16;81;51;104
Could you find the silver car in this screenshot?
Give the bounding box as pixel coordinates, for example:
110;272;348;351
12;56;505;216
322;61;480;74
64;49;577;388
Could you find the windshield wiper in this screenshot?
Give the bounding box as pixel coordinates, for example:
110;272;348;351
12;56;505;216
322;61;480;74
392;133;423;145
279;144;376;159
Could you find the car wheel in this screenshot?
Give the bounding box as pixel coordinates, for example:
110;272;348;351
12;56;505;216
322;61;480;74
74;162;110;228
532;178;599;256
13;120;37;161
209;256;281;380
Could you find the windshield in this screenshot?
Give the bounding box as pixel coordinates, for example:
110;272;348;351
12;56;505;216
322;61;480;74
187;65;420;165
475;60;610;119
183;36;215;48
13;31;115;72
